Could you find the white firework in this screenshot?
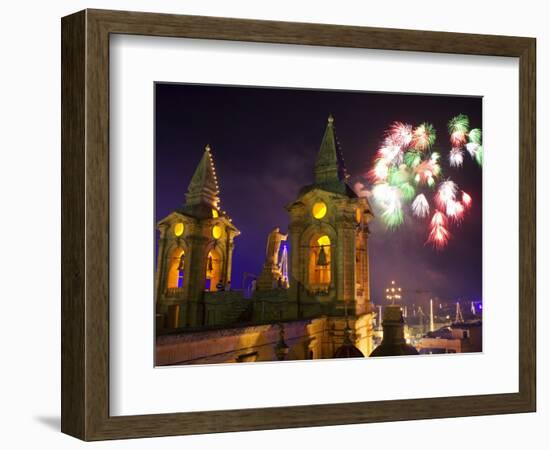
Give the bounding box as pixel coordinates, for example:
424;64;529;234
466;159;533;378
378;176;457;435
411;193;430;218
449;147;464;168
436;180;458;209
446;200;465;221
379;145;403;166
465;142;479;157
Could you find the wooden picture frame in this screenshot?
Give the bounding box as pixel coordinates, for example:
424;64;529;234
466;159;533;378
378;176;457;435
61;9;536;441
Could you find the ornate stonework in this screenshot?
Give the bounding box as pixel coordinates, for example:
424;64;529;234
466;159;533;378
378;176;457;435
155;117;375;362
155;145;240;328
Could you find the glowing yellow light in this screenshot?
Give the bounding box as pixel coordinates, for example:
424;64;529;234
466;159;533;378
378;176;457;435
355;208;361;223
212;209;219;218
312;202;327;219
174;222;184;237
212;225;222;239
317;235;331;246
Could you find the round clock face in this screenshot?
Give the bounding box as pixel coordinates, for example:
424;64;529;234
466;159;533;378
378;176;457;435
212;225;222;239
174;222;184;237
312;201;327;219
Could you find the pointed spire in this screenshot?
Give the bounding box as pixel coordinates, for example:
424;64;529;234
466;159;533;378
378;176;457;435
314;114;348;184
185;144;220;208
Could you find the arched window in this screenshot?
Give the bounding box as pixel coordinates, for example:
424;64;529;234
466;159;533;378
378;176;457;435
308;235;331;291
205;248;222;291
167;248;185;289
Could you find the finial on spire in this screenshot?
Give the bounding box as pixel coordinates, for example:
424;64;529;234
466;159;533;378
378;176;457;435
205;144;211;152
328;114;334;124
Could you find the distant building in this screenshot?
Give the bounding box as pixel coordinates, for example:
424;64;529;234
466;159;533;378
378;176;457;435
418;320;482;354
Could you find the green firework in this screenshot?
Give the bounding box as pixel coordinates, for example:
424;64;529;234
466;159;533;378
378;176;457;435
448;114;470;134
399;182;416;201
382;206;404;229
404;151;421;168
469;128;482;145
475;145;483;166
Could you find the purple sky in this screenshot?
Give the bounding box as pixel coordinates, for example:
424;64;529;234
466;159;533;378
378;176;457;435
155;83;482;307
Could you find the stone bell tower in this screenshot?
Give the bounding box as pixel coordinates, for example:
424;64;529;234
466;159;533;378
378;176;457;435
286;115;373;317
155;145;240;329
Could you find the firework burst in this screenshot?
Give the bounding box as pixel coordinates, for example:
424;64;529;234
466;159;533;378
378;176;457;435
385;121;413;148
449;147;464;168
373;183;404;229
465;142;479;157
462;191;472;208
450;131;468;148
412;122;436;151
446;200;465;222
468;128;482;145
367;115;481;249
448;114;470;134
435;180;458;210
427;210;450;249
412;193;430;218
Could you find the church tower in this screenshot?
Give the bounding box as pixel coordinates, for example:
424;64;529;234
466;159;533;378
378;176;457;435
155;145;240;329
286;115;373;319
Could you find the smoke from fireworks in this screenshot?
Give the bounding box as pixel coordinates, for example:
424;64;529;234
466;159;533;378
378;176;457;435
368;115;482;249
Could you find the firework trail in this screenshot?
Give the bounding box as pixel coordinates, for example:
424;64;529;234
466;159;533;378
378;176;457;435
367;114;482;249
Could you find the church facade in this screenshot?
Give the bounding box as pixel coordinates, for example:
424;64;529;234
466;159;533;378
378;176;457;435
155;116;375;364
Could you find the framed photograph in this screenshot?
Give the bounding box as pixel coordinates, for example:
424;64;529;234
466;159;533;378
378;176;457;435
61;9;536;441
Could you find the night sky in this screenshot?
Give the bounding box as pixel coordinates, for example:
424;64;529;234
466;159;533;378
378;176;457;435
155;83;482;307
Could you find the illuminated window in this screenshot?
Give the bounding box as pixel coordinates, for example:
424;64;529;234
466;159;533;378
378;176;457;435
205;249;221;291
174;222;184;237
355;208;361;223
308;234;331;289
166;248;185;289
312;201;327;219
212;225;222;239
317;235;330;247
212;209;219;218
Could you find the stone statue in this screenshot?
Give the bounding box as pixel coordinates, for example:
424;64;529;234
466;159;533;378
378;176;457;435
257;227;288;291
264;227;288;267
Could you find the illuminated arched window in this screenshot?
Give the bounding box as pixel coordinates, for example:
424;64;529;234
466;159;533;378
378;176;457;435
308;235;331;290
167;248;185;289
205;248;222;291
